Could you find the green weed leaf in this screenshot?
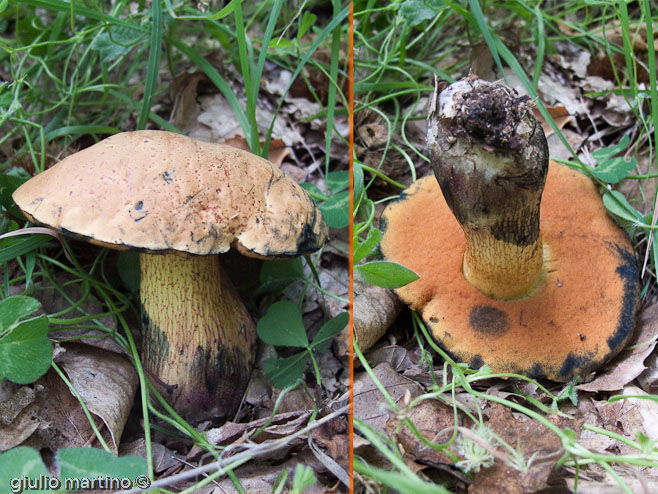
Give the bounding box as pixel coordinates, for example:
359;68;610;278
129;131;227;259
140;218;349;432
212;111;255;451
590;156;637;183
0;314;52;384
257;301;308;348
320;190;349;228
602;190;643;225
0;447;147;493
59;447;146;483
299;182;324;199
353;161;364;209
355;261;419;289
0;295;41;331
297;12;317;40
263;352;308;389
589;135;637;183
326;170;349;193
0;173;29;219
353;228;380;265
91;25;143;62
117;251;140;293
0;447;49;494
311;312;349;353
0;234;52;263
399;0;444;26
257;258;304;295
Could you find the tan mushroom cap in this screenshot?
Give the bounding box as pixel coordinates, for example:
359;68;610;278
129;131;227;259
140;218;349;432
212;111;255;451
380;161;639;381
13;130;328;258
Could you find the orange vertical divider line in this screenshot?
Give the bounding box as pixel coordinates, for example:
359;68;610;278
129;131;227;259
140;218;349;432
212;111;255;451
348;3;354;494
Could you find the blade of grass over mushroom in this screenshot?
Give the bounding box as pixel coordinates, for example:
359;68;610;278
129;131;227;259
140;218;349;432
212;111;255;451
233;0;285;155
136;0;162;130
232;0;258;154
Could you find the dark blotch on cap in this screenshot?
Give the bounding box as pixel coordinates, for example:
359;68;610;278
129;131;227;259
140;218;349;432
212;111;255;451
469;305;509;336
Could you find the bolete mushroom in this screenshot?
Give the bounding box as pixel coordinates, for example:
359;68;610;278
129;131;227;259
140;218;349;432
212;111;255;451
380;77;640;381
13;130;328;421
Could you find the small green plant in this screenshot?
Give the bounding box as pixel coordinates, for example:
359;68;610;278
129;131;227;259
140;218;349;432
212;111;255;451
257;300;348;389
455;425;496;474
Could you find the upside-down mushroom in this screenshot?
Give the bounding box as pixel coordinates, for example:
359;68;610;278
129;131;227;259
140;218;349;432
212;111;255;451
380;77;639;381
13;130;328;421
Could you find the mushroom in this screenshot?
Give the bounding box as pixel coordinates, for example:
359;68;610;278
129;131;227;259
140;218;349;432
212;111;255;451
13;130;328;421
380;77;640;381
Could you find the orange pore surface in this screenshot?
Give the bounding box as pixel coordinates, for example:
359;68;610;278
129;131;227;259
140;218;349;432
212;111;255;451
380;161;639;381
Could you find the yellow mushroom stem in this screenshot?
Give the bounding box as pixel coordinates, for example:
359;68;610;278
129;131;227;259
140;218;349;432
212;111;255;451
140;253;256;422
462;226;548;301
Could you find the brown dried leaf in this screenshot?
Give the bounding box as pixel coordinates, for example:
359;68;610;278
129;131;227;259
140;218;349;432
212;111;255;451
169;71;206;130
353;362;425;435
120;439;183;474
578;302;658;392
469;403;584;494
617;386;658;441
387;398;461;468
531;105;574;138
365;345;415;372
32;368;106;450
56;344;138;451
205;411;311;446
0;386;41;451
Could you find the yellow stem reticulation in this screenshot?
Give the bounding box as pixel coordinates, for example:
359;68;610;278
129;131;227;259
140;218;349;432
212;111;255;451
140;253;256;422
462;229;547;300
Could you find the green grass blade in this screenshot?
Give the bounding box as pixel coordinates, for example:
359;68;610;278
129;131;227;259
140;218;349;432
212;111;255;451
468;0;505;77
263;5;349;156
250;0;285;155
323;0;343;177
44;125;120;140
137;0;163;130
168;38;251;141
0;236;52;263
232;0;258;153
17;0;145;30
